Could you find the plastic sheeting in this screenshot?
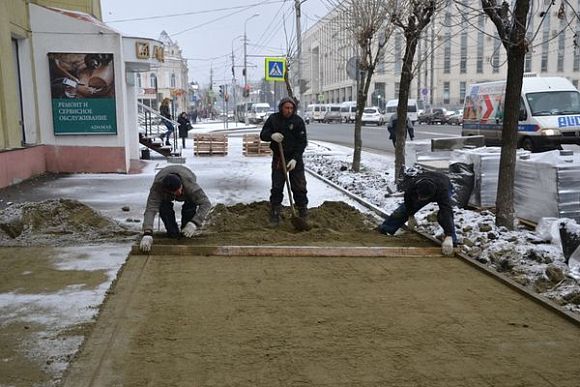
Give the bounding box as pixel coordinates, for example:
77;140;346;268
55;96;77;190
451;147;530;208
515;150;580;223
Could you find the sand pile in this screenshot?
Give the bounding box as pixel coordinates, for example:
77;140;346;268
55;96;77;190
0;199;135;246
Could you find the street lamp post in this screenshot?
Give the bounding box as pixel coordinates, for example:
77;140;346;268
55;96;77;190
378;94;382;110
231;35;243;122
243;13;260;97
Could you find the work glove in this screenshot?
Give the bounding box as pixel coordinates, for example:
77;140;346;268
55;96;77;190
286;159;297;171
140;235;153;252
441;236;454;256
182;221;197;238
271;132;284;143
407;215;417;230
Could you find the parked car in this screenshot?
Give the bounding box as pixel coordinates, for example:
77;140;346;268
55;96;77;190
418;107;449;125
447;109;464;125
361;107;384;126
323;104;343;123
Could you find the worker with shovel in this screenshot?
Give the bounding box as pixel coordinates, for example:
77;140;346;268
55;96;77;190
260;97;309;230
139;165;212;252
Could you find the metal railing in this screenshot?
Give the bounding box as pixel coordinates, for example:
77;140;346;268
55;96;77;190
137;102;180;153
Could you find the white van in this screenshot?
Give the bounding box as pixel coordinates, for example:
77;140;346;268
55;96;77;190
384;99;419;124
461;75;580;152
247;103;271;124
305;104;328;123
340;101;357;123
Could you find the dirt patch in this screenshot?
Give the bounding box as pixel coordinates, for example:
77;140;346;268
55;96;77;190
0;199;137;246
153;201;434;247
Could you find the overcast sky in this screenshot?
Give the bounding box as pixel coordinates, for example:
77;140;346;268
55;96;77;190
100;0;331;86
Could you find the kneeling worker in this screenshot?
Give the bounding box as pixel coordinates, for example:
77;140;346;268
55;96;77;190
378;171;457;256
140;165;212;252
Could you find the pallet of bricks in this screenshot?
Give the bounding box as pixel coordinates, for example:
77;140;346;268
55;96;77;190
243;134;272;156
193;134;228;156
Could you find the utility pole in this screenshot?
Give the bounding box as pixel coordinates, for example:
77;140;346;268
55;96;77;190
231;46;237;123
295;0;304;107
244;14;260;102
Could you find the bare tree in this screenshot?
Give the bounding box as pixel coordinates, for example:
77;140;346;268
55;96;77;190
391;0;440;183
478;0;530;228
326;0;395;171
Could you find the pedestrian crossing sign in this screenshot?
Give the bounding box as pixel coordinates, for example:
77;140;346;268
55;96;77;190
265;57;286;82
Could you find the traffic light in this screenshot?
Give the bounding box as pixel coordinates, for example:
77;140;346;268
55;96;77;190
219;85;224;98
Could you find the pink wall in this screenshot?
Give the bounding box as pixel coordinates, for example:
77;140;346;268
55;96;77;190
0;146;47;188
0;145;128;189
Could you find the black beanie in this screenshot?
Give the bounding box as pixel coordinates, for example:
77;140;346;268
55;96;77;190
416;178;436;199
162;174;182;191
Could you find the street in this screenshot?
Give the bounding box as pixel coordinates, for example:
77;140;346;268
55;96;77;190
306;122;462;153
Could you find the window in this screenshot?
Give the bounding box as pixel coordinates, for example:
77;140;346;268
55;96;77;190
460;31;468;73
557;20;566;72
459;81;466;103
443;13;452;74
541;12;551;72
477;16;484;73
394;33;402;74
492;37;500;73
443;82;450;105
136;73;142;88
394;82;400;97
150;74;157;89
171;73;176;88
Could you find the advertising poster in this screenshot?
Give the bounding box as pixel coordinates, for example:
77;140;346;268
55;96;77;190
48;53;117;135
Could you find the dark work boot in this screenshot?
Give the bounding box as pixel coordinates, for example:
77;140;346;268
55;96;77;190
297;206;308;220
269;205;281;227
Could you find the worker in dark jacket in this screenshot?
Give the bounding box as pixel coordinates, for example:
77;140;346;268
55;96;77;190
140;165;211;252
260;97;308;226
387;113;414;147
378;171;456;255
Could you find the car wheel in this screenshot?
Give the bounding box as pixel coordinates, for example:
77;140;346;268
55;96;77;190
521;137;535;152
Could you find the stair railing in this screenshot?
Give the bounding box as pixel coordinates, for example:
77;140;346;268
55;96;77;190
137;102;181;153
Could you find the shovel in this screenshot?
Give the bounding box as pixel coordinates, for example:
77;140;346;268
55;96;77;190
277;142;311;231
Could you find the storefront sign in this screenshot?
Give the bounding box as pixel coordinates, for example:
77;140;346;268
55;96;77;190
48;53;117;135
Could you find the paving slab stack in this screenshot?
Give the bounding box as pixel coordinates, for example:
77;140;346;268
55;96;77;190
514;150;580;223
451;147;530;208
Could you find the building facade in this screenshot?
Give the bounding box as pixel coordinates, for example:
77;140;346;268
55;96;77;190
301;2;580;110
136;31;189;117
0;0;162;189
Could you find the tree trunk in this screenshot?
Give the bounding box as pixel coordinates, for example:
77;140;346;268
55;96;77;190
495;0;530;229
352;60;373;172
394;32;418;185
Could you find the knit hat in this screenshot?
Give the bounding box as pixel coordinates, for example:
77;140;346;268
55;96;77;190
416;178;436;200
278;97;297;113
162;174;182;191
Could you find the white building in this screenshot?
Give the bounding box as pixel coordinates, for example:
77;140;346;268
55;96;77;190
136;31;189;117
301;3;580;110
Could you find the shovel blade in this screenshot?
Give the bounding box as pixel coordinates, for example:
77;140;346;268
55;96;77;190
291;216;311;232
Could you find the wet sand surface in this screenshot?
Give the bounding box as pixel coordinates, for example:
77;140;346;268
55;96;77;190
63;253;580;387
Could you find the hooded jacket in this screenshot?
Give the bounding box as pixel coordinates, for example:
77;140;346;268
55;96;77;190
142;165;211;233
260;97;307;161
404;171;454;236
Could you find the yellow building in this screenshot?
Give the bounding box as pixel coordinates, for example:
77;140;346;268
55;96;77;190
0;0;162;188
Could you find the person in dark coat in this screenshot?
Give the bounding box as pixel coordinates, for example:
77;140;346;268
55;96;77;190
177;112;191;148
387;113;414;147
260;97;308;226
378;171;456;255
139;165;212;252
159;98;174;145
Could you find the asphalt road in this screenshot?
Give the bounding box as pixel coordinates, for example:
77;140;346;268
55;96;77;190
306;122;462;153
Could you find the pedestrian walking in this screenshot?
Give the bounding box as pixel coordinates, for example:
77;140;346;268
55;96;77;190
177;112;191;148
159;98;174;145
387;113;414;147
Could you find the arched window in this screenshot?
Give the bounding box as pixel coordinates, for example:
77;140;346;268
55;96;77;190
150;73;157;89
136;73;142;88
171;73;176;88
